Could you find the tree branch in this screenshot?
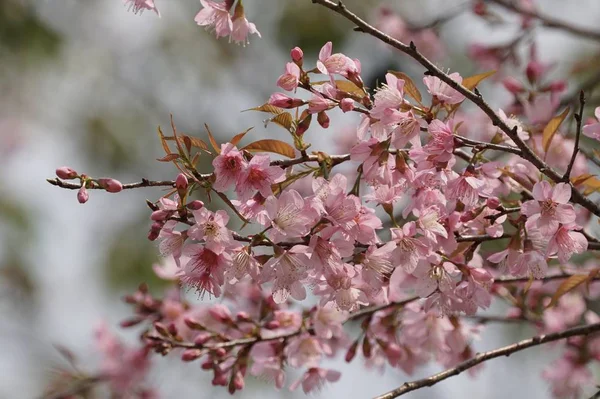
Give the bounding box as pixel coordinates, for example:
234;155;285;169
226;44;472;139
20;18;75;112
488;0;600;42
47;178;176;190
563;91;586;181
374;322;600;399
310;0;600;219
455;135;522;155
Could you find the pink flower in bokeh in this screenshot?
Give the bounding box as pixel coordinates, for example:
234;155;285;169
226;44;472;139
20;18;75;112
423;73;466;105
290;368;341;394
126;0;160;15
230;12;261;45
583;106;600;140
195;0;233;39
276;62;301;92
521;181;575;236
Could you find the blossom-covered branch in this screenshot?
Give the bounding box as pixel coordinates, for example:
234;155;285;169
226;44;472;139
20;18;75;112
374;322;600;399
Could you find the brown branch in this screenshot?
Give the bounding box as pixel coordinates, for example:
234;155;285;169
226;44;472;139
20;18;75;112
47;178;176;190
488;0;600;42
310;0;600;219
373;322;600;399
455;135;522;155
456;234;510;243
564;91;586;181
495;271;600;284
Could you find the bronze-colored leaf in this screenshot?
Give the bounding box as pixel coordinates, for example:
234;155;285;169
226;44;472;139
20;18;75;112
571;173;596;186
230;127;253;146
583;176;600;195
205;124;221;154
334;80;365;97
462;70;497;90
157;153;180;162
546;273;591;308
542;107;570;153
157;126;171;155
388;70;422;104
270;112;294;131
164;135;210;152
243;139;295;158
245;104;285;115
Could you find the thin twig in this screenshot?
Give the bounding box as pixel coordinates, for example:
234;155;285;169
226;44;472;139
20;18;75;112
47;178;176;190
373;322;600;399
310;0;600;218
488;0;600;42
564;91;586;181
455;135;522;155
456;234;510;243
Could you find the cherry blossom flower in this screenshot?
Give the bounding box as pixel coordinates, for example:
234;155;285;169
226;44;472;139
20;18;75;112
276;62;301;92
542;353;593;399
521;181;575;236
285;334;329;368
289;368;341;394
212;143;247;192
229;2;261;45
371;73;405;119
583;106;600;140
249;343;285;389
547;224;588;264
235;154;285;200
312;305;346;339
423;73;466;105
446;174;485;208
261;246;310;303
126;0;159;15
188;208;234;252
390;223;429;274
264;190;314;242
180;244;231;297
195;0;233;39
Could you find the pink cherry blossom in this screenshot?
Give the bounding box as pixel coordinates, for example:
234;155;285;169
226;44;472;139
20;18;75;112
423;73;466;105
547;224;588;264
264;190;314;242
276;62;301;92
583;106;600;140
289;368;341;394
230;13;261;45
188;208;234;252
195;0;233;39
235;154;285;200
521;181;576;236
125;0;159;15
261;245;310;303
212;143;247;192
180;244;231;298
390;223;429;274
285;334;328;368
371;73;405;119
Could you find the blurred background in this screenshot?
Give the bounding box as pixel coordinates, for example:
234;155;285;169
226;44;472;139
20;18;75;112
1;0;600;397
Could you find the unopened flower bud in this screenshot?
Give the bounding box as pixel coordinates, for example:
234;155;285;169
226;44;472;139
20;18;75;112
460;211;476;223
296;112;312;136
233;371;245;390
194;332;212;345
268;93;305;109
502;77;524;94
176;173;188;190
339;98;354;113
209;307;232;323
213;348;227;357
265;320;280;329
98;178;123;193
187;200;204;210
77;187;89;204
201;360;214;370
526;61;545;84
148;228;160;241
472;1;486;16
317;111;330;129
236;311;251;322
151;210;170;221
546;80;567;93
291;47;303;65
182;349;203;362
167;322;178;336
345;340;359;362
212;371;228;386
120;317;144;328
486;197;500;209
184;317;205;330
56;166;78;180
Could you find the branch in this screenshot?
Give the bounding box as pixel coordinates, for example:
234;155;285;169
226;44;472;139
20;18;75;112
310;0;600;219
46;178;176;190
563;91;586;181
455;135;522;156
488;0;600;42
455;234;510;243
374;322;600;399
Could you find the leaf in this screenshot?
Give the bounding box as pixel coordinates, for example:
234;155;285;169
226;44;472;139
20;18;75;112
157;153;180;162
546;274;591;308
230;127;253;146
571;173;596;186
462;70;496;90
164;135;210;152
205;124;220;154
245;103;285;115
334;80;365;97
270;112;294;131
583;177;600;195
157;126;171;155
243;139;295;158
388;70;422;103
542;107;570;153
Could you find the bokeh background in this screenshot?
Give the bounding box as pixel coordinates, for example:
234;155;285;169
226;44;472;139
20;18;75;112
1;0;600;398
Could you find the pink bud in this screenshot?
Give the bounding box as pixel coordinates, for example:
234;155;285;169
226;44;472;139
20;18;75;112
176;173;188;190
56;166;78;180
182;349;203;362
526;61;545;84
212;371;228;386
502;77;524;94
547;80;567;93
345;340;358;362
291;47;303;64
236;311;251;322
213;348;227;357
317;111;330;129
486;197;500;209
187;200;204;210
472;1;486;16
98;178;123;193
268;93;305;109
120;317;144;328
151;210;170;221
194;332;212;345
460;211;476;223
201;360;213;370
233;371;245;390
339;98;354;113
265;320;280;329
77;187;89;204
209;307;232;323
